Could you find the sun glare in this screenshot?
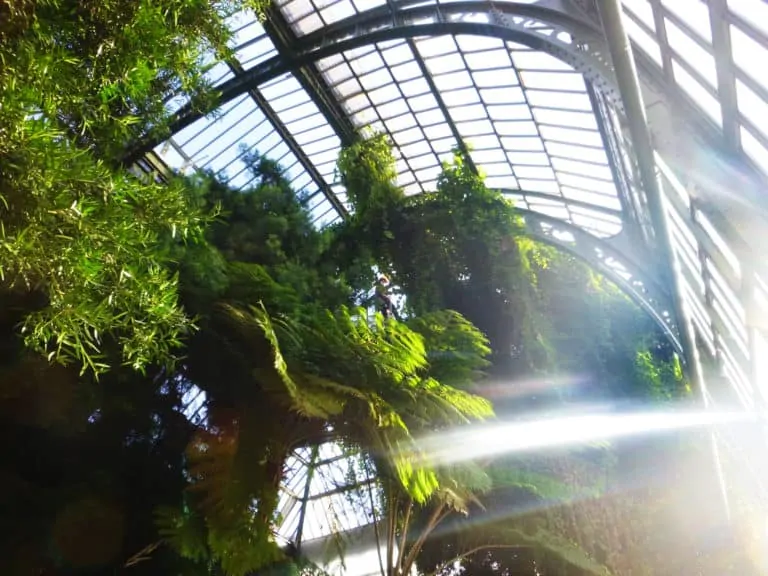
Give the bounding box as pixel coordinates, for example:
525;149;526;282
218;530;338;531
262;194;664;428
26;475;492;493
414;408;753;467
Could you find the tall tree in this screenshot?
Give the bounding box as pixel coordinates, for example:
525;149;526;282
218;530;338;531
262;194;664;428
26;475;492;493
330;134;702;575
332;134;686;402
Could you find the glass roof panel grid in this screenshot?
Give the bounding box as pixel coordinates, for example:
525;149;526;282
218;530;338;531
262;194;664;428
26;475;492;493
153;89;322;202
624;12;664;66
275;443;379;544
623;0;768;180
318;38;458;194
667;206;704;280
256;72;346;201
226;10;279;69
504;40;622;236
622;2;723;126
740;126;768;175
624;0;656;31
661;0;712;43
663;18;718;89
276;0;387;37
166;56;235;113
728;0;768;38
157;9;355;228
315;29;624;236
684;283;716;356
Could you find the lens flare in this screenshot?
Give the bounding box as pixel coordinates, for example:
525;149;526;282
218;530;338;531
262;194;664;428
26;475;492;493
414;409;753;466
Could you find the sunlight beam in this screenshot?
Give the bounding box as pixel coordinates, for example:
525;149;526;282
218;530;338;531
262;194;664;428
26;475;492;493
414;410;753;467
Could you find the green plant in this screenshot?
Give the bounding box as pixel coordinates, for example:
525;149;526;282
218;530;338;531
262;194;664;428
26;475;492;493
0;0;259;372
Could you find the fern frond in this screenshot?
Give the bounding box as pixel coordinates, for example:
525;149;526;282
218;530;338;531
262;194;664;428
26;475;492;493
186;427;242;517
408;310;492;389
155;506;209;562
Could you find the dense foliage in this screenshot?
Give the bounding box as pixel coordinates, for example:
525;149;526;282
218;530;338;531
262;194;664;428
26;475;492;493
0;4;742;575
0;0;242;372
332;135;686;404
327;135;707;576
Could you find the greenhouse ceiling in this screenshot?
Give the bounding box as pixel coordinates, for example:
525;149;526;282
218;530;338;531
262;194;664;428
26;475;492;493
150;1;630;236
142;0;768;226
136;0;768;407
136;0;768;402
133;0;768;554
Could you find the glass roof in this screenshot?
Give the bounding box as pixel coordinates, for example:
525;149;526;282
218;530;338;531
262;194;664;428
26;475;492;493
313;33;623;237
276;442;376;544
622;0;768;177
152;0;768;237
148;2;768;394
153;1;633;238
154;9;344;228
278;0;388;35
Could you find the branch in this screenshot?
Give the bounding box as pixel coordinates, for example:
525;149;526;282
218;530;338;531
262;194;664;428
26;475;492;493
124;541;162;568
401;501;446;576
366;465;387;576
435;506;452;528
386;487;398;576
396;499;413;573
426;544;530;576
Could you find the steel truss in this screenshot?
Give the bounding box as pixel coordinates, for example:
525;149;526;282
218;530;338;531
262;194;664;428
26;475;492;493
128;1;628;161
518;208;682;354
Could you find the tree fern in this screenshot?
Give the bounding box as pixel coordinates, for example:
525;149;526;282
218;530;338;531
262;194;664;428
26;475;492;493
408;310;491;389
161;295;494;573
155;506;209;563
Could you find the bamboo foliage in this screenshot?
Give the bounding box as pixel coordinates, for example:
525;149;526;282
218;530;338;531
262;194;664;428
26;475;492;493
0;0;259;373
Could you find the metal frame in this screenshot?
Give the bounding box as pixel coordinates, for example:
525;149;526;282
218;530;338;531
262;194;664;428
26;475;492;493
128;1;640;243
595;0;697;376
294;444;319;551
129;0;768;230
593;0;768;203
276;442;378;547
229;58;349;216
127;1;768;362
707;0;739;149
517;208;682;353
407;34;478;175
263;4;358;146
128;1;629;155
129;0;768;225
587;81;649;242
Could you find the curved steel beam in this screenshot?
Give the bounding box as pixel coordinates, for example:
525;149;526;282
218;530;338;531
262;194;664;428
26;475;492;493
124;1;624;162
516;208;683;354
299;0;623;105
500;189;622;218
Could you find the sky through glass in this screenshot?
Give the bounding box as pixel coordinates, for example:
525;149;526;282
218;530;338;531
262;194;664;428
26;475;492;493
622;0;768;175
